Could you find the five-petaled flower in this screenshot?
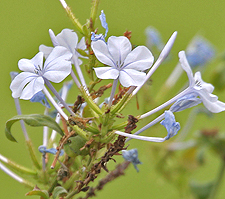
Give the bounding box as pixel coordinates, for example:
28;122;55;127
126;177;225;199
92;36;154;87
39;29;87;65
10;46;72;100
179;51;225;113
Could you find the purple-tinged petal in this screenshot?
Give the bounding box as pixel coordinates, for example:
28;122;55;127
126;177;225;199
56;29;78;55
107;36;132;66
94;67;119;79
49;29;59;46
10;72;39;98
20;76;44;100
18;52;44;72
179;51;195;86
123;46;154;71
43;46;72;83
39;45;54;59
119;69;146;87
91;40;115;67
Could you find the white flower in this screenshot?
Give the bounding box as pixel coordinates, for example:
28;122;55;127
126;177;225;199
92;36;154;87
39;29;87;65
179;51;225;113
10;46;72;100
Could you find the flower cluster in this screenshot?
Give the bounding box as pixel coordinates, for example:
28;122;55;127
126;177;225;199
2;1;225;199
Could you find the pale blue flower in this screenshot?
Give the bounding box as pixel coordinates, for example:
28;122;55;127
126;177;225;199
170;93;202;112
186;36;215;68
92;36;154;87
122;149;142;172
91;10;108;42
115;111;180;142
179;51;225;113
10;46;72;100
38;145;64;156
145;26;164;51
160;110;180;140
30;91;51;108
39;29;87;65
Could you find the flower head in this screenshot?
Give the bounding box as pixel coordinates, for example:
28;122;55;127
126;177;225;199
186;36;215;68
92;36;154;87
10;46;72;100
160;110;180;140
39;29;87;65
145;26;164;51
122;149;142;172
179;51;225;113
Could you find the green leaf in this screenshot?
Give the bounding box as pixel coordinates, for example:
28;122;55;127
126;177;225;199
52;186;68;199
26;186;49;199
5;114;64;142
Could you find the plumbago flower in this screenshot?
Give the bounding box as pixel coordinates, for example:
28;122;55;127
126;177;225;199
39;29;87;65
91;10;108;42
116;111;180;142
179;51;225;113
160;110;180;140
92;36;154;87
10;46;72;100
122;149;142;172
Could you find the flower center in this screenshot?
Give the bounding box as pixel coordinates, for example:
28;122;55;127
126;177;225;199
195;79;202;88
34;65;43;76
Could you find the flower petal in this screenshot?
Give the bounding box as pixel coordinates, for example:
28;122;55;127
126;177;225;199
160;110;180;140
197;90;225;113
10;72;38;98
20;76;44;100
107;36;132;65
56;29;78;55
179;51;195;86
49;29;59;46
18;52;43;72
123;46;154;71
119;69;146;87
170;93;202;112
43;46;72;83
39;45;54;59
194;72;214;93
91;40;115;67
93;67;119;79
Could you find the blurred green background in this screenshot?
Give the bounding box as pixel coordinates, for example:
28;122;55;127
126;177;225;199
1;0;225;198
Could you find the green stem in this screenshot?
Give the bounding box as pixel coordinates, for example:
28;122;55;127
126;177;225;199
70;124;89;141
110;121;128;131
48;175;58;193
0;155;37;176
110;92;132;115
63;171;79;190
26;139;41;170
208;157;225;199
90;0;100;29
80;87;103;115
65;7;83;34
